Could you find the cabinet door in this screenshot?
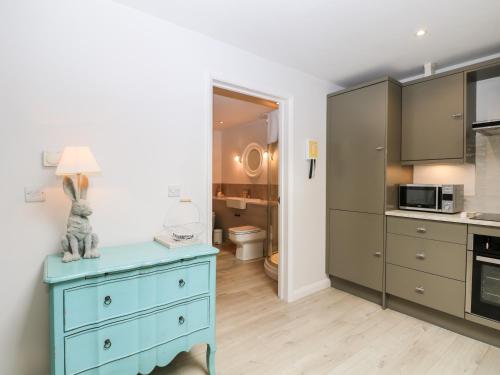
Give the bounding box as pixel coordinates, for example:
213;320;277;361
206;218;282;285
402;73;464;162
328;210;383;291
328;82;387;214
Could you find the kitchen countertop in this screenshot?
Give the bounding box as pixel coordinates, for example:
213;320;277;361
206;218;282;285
386;210;500;228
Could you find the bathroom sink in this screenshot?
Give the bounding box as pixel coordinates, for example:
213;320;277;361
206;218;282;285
224;197;267;209
226;197;247;209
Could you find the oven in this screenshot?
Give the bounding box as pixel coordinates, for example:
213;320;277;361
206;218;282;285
466;232;500;324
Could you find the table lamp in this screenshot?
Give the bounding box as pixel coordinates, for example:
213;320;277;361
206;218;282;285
56;147;101;262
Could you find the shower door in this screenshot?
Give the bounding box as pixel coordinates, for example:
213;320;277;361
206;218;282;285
267;141;279;257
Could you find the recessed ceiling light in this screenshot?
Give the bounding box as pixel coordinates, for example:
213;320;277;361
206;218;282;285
219;121;224;124
416;29;427;37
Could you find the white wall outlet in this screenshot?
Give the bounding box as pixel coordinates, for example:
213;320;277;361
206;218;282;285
43;151;62;167
168;185;181;197
24;187;46;202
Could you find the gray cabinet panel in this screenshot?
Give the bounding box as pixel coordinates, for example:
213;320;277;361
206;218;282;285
329;210;383;291
387;217;467;244
387;264;465;318
328;83;386;214
402;73;464;162
386;233;466;281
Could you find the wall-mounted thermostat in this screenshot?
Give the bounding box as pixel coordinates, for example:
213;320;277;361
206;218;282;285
43;151;62;167
306;139;318;179
306;139;318;160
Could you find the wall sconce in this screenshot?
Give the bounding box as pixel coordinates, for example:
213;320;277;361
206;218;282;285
263;151;269;159
234;155;241;163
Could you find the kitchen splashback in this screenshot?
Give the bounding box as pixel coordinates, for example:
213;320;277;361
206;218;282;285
465;133;500;212
413;133;500;213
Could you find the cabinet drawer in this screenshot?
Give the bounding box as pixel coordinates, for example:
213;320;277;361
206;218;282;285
64;262;209;331
386;264;465;318
65;297;209;375
386;234;466;281
387;217;466;244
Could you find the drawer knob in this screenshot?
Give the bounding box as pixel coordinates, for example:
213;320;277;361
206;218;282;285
373;251;382;257
178;316;185;325
416;227;427;234
179;279;186;287
104;296;112;306
415;286;425;294
104;339;112;350
415;253;426;260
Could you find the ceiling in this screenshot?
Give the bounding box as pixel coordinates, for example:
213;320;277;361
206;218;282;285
115;0;500;86
213;94;272;129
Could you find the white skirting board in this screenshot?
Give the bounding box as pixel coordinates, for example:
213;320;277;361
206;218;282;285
288;277;331;302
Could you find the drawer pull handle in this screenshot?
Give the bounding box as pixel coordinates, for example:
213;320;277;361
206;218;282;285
375;146;385;151
104;339;112;350
416;253;426;260
373;251;382;257
416;227;427;234
178;279;186;288
451;113;463;119
104;296;112;306
178;316;185;325
415;286;425;294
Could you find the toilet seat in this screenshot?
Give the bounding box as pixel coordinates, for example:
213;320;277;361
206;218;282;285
229;225;261;235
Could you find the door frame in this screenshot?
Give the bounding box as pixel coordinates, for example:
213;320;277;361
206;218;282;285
205;73;293;301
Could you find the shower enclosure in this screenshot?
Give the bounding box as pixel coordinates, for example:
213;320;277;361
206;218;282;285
264;140;279;280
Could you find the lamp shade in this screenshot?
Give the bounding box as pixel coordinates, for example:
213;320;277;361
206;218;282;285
56;147;101;176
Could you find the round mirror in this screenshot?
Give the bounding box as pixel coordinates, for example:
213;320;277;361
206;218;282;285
242;143;264;177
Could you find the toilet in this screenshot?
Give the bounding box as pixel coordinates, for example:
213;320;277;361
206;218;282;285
228;225;266;261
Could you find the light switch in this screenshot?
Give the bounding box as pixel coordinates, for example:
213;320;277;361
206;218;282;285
168;185;181;197
43;151;62;167
25;187;46;203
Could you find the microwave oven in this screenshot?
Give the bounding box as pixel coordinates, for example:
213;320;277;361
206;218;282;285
399;184;464;213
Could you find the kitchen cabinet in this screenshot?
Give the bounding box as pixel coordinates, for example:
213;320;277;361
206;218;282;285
326;78;412;292
402;73;465;163
329;210;384;291
327;81;387;214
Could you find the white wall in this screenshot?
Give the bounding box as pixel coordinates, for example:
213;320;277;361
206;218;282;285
0;1;337;373
219;120;268;185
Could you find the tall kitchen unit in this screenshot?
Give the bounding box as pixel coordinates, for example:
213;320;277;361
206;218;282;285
326;78;412;303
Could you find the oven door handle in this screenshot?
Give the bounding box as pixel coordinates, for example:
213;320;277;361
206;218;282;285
476;255;500;265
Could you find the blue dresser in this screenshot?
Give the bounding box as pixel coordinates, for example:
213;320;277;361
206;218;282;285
44;242;219;375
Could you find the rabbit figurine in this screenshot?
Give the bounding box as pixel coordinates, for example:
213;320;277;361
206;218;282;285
61;175;99;262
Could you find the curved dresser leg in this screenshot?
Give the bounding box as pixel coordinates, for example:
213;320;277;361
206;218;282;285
206;343;216;375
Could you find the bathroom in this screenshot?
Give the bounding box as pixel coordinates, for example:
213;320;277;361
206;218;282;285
212;87;280;288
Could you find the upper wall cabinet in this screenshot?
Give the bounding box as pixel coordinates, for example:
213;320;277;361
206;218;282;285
402;73;465;164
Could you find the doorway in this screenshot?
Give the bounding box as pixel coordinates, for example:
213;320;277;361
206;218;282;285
208;81;287;299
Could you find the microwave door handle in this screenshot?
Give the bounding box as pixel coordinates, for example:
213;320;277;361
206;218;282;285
476;256;500;265
436;187;438;211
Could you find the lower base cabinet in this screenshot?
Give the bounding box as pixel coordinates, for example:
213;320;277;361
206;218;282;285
329;210;384;291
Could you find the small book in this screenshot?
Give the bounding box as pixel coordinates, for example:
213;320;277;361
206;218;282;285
154;234;201;249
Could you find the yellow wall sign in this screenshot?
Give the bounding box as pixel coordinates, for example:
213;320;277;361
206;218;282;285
306;139;318;160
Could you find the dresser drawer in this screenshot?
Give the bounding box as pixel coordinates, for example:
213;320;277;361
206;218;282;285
65;297;209;375
386;264;465;318
386;233;466;281
387;217;466;244
64;262;209;331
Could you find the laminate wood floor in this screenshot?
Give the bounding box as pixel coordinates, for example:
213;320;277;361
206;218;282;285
153;248;500;375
